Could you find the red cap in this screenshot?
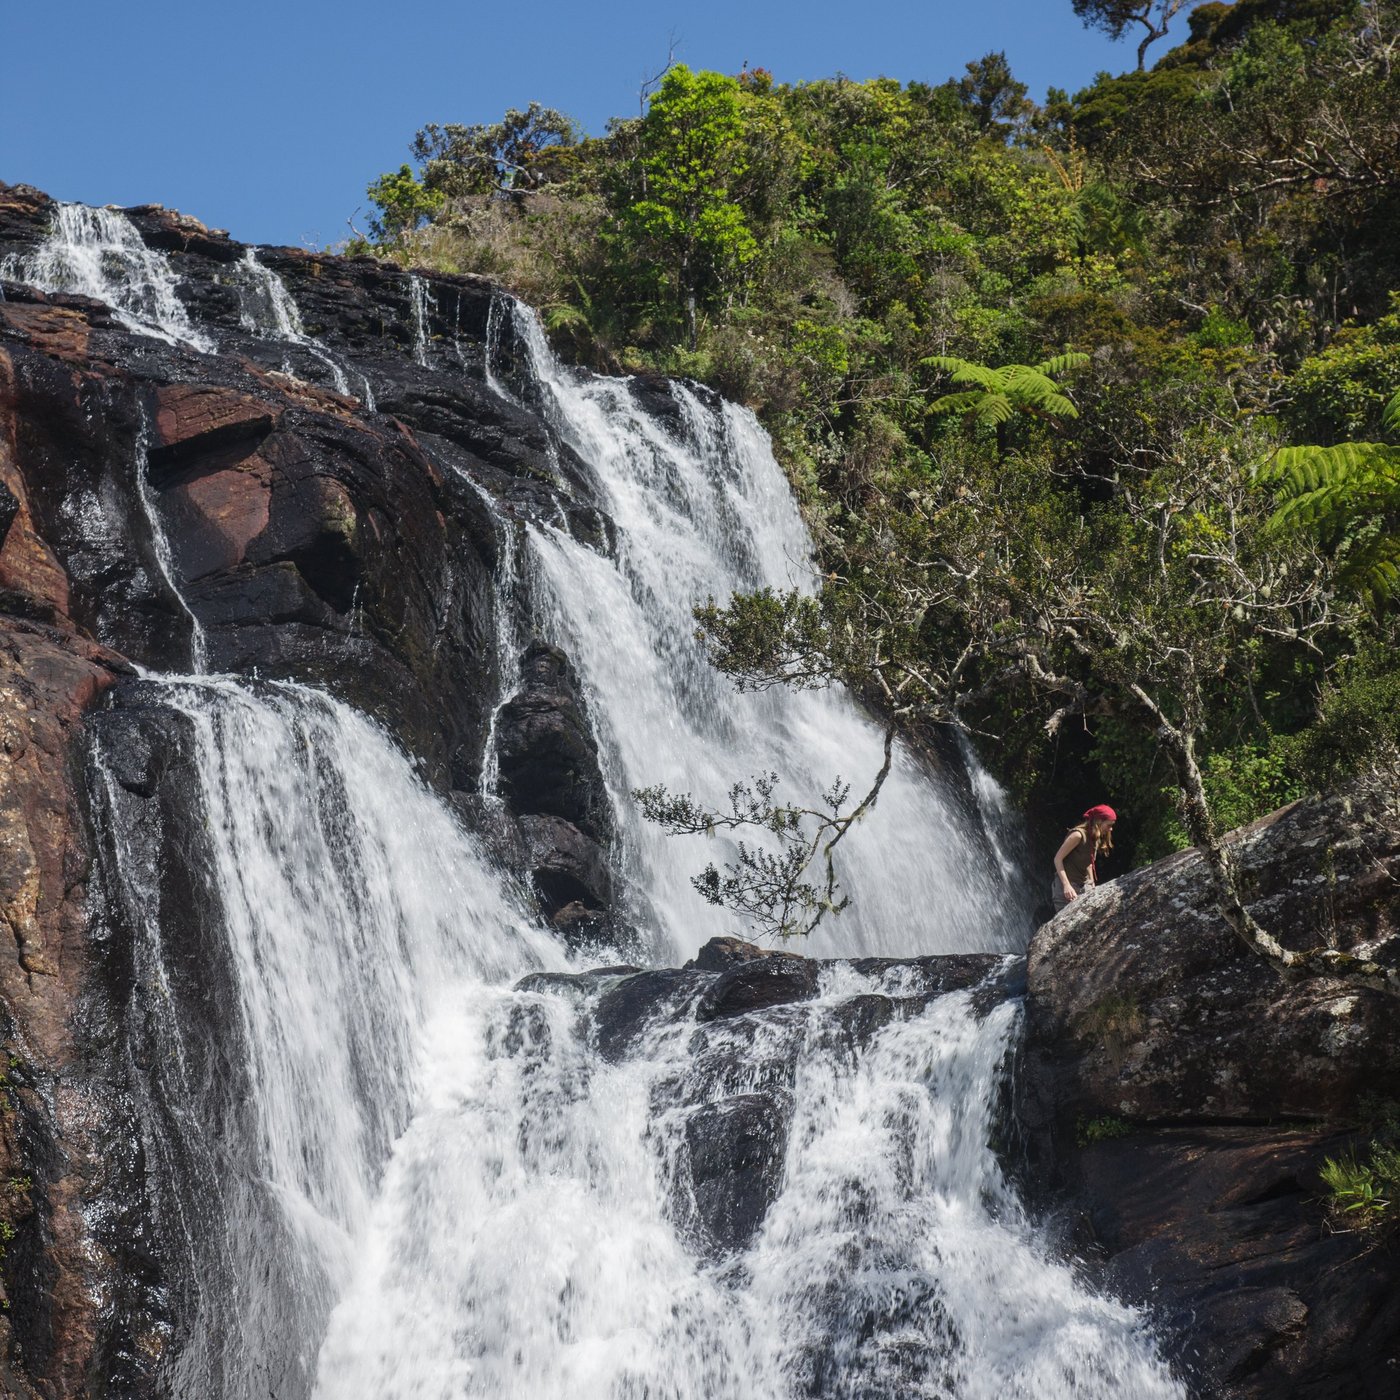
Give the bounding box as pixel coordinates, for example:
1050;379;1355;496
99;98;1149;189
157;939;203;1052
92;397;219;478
1083;804;1117;824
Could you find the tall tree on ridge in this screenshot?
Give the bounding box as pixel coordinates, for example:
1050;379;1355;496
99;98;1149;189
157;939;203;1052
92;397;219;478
1072;0;1200;70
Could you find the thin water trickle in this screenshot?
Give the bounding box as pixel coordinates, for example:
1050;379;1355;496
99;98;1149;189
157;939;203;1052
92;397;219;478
409;274;433;366
236;248;374;404
129;410;209;672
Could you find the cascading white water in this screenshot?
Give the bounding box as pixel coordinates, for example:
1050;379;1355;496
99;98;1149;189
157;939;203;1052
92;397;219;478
62;219;1182;1399
496;301;1026;961
409;274;433;366
235;248;377;407
0;202;213;351
304;303;1181;1400
92;678;562;1399
311;968;1181;1400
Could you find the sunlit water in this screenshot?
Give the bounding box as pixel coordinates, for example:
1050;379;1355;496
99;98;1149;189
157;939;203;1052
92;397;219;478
26;202;1182;1399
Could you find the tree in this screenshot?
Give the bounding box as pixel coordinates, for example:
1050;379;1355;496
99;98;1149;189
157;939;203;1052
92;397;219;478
621;65;758;347
1073;1;1201;70
686;427;1396;993
956;51;1035;136
365;165;444;247
411;103;579;201
1263;388;1400;607
926;353;1090;458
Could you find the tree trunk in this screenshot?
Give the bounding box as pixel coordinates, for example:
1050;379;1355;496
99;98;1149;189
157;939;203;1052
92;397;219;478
1145;704;1399;996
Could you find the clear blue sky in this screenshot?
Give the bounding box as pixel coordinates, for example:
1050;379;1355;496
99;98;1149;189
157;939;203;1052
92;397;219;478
2;0;1135;250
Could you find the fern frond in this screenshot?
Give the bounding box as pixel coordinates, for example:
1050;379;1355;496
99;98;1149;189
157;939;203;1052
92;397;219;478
1382;389;1400;438
928;391;987;417
923;356;1002;390
1035;352;1090;377
974;393;1015;426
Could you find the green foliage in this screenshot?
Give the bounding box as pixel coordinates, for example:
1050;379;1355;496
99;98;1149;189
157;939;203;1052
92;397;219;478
366;165;443;245
1284;646;1400;790
925;352;1090;434
620;65;758;336
1263;388;1400;605
1077;1115;1136;1146
369;1;1400;886
412;103;579;199
1320;1144;1400;1228
1286;297;1400;443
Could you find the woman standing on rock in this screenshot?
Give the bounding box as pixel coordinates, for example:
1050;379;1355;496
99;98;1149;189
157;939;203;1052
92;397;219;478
1051;805;1116;911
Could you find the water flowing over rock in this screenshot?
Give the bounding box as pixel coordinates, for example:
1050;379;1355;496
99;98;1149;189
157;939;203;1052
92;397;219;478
0;179;1238;1398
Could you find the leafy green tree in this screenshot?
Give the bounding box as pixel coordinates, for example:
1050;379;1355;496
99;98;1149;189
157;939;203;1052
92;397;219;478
622;65;759;346
956;51;1035;136
926;352;1090;457
1263;388;1400;606
411;103;579;200
365;165;444;246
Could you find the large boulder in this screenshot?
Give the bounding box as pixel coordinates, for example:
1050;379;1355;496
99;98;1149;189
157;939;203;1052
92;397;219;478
1021;787;1400;1399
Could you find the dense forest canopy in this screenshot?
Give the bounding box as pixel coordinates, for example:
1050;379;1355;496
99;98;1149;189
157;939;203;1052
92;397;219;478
357;0;1400;898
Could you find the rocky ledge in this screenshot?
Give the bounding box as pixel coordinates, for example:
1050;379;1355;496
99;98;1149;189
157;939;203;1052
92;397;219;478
1020;786;1400;1398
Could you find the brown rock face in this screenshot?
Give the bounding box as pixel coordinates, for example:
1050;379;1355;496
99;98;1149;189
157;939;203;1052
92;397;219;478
1021;789;1400;1398
0;617;129;1397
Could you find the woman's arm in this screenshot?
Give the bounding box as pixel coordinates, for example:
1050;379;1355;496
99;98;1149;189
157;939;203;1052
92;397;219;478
1052;831;1083;901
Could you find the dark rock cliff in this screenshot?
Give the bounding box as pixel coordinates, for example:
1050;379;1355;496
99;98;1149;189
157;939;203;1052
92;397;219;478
0;182;623;1396
1020;788;1400;1398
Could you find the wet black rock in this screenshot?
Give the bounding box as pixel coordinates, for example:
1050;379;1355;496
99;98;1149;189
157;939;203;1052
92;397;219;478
680;1090;794;1257
589;969;712;1062
518;812;612;919
496;642;611;840
0;478;17;550
694;952;821;1022
684;935;779;972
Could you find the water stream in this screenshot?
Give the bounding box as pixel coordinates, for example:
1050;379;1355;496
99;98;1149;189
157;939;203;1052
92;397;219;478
12;203;1182;1398
0;201;213;351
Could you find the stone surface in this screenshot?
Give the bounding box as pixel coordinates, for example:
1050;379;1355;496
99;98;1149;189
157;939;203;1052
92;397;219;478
0;179;639;1396
684;935;777;972
694;952;821;1021
679;1091;794;1257
0;618;130;1396
1021;788;1400;1398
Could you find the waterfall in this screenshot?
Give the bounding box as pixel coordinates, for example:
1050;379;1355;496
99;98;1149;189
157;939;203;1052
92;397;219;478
60;216;1181;1397
311;971;1180;1400
129;410;210;672
496;302;1027;961
91;678;561;1400
409;274;433;366
235;249;377;407
0;202;213;351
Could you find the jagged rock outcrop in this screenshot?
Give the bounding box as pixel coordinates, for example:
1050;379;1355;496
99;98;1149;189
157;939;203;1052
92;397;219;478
0;180;634;1397
1020;788;1400;1399
495;641;615;927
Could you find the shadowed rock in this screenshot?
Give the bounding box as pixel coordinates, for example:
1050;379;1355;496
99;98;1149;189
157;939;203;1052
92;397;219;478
1021;788;1400;1399
695;953;821;1022
680;1091;794;1257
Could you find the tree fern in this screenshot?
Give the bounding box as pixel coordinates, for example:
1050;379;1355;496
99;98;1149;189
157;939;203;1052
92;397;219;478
1262;389;1400;605
924;353;1089;456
